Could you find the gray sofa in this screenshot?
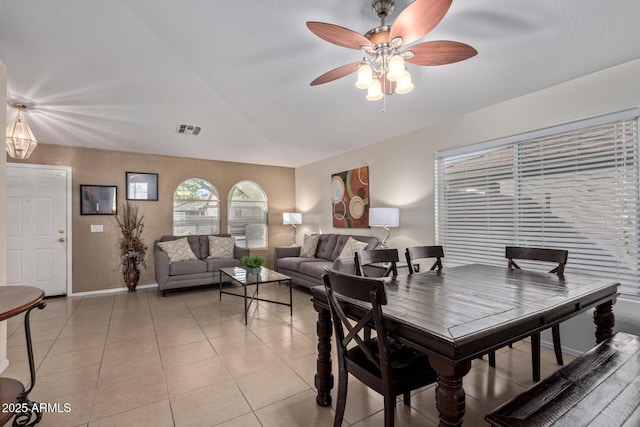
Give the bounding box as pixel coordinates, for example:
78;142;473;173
274;234;379;289
154;234;249;296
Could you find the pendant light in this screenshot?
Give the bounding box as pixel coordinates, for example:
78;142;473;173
6;103;38;159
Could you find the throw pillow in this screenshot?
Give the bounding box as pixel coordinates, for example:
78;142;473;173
208;235;235;258
158;237;198;263
338;236;368;259
300;234;320;258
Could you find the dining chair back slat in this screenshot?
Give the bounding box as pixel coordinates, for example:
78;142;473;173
355;249;400;278
405;246;444;273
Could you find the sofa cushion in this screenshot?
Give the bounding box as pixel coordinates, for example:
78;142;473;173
158;237;198;263
316;234;338;261
277;257;321;273
207;235;235;258
300;234;320;257
206;257;242;272
338;236;369;259
169;259;207;275
299;260;333;278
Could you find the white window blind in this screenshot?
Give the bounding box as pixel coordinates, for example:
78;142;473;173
436;112;640;296
173;178;220;236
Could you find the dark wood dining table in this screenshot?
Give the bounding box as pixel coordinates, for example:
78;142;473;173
310;264;619;427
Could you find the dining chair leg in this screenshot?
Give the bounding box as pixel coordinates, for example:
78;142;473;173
403;391;411;405
384;394;396;427
488;351;496;367
552;325;564;365
334;369;348;427
531;332;541;382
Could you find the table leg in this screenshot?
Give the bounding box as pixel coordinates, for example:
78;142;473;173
429;356;472;427
219;271;222;301
594;299;615;344
314;304;333;407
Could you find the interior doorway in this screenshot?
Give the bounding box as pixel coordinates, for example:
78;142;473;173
6;164;72;296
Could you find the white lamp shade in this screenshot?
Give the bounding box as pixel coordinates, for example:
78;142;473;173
369;207;399;227
283;212;302;225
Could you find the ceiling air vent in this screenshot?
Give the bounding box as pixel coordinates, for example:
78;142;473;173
176;123;202;136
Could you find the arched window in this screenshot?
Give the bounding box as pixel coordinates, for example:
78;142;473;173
173;178;220;236
228;181;268;248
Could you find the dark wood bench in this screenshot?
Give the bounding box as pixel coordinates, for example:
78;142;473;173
485;332;640;426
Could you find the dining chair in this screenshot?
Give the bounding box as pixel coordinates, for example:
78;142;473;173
488;246;568;382
323;269;438;427
354;248;400;278
404;245;444;273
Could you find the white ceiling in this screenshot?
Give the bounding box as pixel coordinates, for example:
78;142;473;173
2;0;640;168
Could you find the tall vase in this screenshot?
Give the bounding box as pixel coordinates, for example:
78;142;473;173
123;257;140;292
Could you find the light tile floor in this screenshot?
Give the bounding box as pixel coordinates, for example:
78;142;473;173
3;283;575;426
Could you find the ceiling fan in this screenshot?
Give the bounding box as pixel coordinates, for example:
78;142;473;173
307;0;477;101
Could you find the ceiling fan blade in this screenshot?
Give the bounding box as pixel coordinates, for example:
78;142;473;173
406;40;477;66
307;22;373;50
310;62;360;86
389;0;453;46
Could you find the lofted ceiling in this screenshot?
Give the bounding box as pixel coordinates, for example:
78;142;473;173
2;0;640;168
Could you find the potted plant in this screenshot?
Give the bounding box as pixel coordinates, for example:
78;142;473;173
241;255;264;274
115;202;147;291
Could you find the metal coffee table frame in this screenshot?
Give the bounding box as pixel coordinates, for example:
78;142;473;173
219;267;293;325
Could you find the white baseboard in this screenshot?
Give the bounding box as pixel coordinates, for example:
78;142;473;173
71;283;158;297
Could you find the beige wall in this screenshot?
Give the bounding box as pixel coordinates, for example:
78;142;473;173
1;59;7;369
9;146;295;293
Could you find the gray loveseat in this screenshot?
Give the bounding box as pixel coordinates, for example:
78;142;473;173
154;234;249;296
274;234;379;289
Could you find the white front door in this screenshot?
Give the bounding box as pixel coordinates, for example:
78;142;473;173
6;164;71;296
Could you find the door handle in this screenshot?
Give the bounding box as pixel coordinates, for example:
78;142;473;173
59;238;66;242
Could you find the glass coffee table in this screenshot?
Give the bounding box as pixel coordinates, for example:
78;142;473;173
219;267;293;325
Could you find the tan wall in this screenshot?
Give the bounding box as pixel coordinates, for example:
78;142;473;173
9;145;295;293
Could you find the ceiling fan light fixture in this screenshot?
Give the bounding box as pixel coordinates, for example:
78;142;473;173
355;62;374;89
395;71;414;94
386;54;405;81
6;103;38;159
366;79;383;101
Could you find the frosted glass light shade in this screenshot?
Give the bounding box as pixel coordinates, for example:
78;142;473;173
283;212;302;225
355;63;374;89
366;79;383;101
386;55;405;81
395;71;414;95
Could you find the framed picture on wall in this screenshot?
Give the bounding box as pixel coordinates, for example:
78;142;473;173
126;172;158;201
80;185;117;215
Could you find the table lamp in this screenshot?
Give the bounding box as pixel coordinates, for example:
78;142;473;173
369;207;399;249
283;213;302;245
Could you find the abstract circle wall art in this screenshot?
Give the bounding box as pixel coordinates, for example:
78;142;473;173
331;166;369;228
